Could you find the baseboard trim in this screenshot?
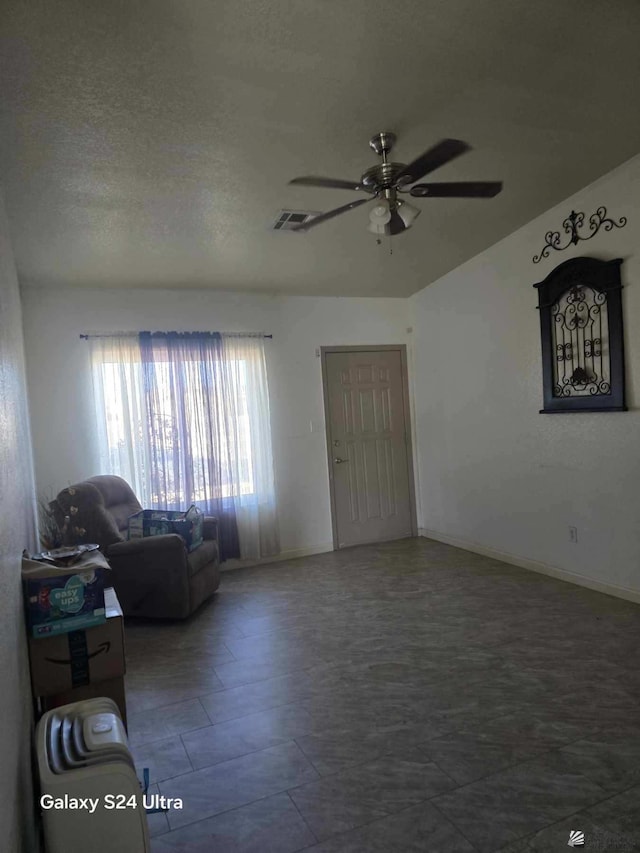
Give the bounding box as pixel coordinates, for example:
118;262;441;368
221;542;335;572
418;527;640;605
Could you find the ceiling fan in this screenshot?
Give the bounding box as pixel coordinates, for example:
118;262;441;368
287;132;502;236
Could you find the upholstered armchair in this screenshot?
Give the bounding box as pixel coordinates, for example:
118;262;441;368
51;475;220;619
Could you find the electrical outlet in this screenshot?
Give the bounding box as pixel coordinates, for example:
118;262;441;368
569;526;578;544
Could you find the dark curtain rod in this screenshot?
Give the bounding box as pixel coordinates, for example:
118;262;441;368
79;332;272;339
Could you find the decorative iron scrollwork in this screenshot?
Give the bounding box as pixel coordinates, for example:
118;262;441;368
550;284;610;399
533;257;626;413
532;207;627;264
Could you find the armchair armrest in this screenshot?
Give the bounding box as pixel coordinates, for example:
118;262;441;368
203;516;218;541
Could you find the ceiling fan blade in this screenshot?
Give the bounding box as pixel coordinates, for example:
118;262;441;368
290;198;370;232
393;139;471;187
410;181;502;198
289;176;366;191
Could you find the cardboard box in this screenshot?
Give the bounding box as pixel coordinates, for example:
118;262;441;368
128;505;203;552
29;587;125;697
42;675;128;730
22;551;109;638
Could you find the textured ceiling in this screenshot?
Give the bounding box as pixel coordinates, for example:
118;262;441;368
2;0;640;297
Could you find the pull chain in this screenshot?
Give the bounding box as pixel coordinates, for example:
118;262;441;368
375;235;393;255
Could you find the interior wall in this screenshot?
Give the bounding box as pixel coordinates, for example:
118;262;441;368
0;195;38;851
20;288;409;557
409;153;640;599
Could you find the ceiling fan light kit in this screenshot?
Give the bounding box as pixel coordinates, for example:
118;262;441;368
367;199;421;237
396;199;421;227
369;200;392;226
287;132;502;239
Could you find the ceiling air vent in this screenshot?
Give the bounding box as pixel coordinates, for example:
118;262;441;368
272;210;320;231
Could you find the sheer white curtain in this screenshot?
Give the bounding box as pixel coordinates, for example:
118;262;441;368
220;333;279;559
89;332;279;561
91;335;151;502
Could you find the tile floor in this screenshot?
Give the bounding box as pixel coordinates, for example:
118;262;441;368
123;537;640;852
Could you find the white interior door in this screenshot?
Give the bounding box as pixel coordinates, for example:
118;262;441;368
324;348;415;548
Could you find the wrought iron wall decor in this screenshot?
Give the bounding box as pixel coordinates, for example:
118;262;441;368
533;256;627;413
532;207;627;264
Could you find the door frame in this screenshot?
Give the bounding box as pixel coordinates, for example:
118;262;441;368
320;344;418;550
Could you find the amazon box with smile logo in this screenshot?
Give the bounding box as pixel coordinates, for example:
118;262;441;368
28;588;125;697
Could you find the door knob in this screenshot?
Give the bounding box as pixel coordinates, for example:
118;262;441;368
333;457;346;464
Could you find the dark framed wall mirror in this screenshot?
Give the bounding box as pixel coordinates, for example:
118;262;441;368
533;256;627;413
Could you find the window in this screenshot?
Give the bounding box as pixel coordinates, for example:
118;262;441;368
89;331;279;560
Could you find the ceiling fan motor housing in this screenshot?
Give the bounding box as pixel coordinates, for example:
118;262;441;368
363;132;406;192
361;163;406;191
